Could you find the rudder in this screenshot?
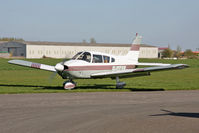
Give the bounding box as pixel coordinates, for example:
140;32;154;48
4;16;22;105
126;33;142;63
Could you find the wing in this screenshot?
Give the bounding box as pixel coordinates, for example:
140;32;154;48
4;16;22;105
8;60;56;72
91;64;189;79
136;62;171;66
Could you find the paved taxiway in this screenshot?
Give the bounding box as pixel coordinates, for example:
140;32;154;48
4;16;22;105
0;91;199;133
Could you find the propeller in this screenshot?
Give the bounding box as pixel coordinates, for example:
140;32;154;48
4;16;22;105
48;71;58;83
48;57;69;83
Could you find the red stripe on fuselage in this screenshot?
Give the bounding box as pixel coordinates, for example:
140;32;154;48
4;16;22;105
64;65;135;71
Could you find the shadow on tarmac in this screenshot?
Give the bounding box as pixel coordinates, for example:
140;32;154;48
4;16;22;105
0;84;63;90
0;84;165;91
151;109;199;118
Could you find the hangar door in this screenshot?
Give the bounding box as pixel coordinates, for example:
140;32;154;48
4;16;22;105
8;47;18;56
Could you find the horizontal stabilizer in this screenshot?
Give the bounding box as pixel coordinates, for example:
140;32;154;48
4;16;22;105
8;60;56;72
134;64;189;72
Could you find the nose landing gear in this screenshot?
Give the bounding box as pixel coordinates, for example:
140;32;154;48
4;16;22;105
63;80;76;90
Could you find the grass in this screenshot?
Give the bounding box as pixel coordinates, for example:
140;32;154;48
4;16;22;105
0;58;198;94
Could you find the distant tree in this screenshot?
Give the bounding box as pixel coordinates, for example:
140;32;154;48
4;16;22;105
0;37;24;41
90;38;96;44
184;49;195;58
175;45;182;59
162;48;173;58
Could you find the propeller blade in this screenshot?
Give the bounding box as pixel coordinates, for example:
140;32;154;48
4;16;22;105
48;71;57;83
62;56;68;65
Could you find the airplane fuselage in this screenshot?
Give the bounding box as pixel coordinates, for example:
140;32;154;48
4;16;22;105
61;60;136;79
57;51;137;79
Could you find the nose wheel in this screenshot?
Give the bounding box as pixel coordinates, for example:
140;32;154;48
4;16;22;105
63;80;76;90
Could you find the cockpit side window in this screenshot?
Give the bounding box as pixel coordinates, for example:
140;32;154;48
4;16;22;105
111;57;115;63
92;54;103;63
103;56;110;63
72;52;91;63
77;52;91;63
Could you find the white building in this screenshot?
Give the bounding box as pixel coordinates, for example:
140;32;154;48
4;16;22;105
0;41;158;58
26;42;158;59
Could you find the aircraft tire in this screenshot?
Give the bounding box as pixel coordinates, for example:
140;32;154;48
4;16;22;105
63;81;76;90
116;82;126;89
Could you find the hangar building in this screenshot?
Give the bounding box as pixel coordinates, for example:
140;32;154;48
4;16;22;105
0;41;158;58
0;41;26;57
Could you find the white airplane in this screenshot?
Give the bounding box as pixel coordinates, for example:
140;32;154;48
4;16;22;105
8;34;189;89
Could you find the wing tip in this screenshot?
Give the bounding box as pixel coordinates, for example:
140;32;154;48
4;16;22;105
178;64;189;69
8;59;19;64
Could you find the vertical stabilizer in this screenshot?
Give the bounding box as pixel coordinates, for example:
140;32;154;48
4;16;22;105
126;33;142;63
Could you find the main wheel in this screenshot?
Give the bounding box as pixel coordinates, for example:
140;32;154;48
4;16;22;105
63;81;76;90
116;82;126;89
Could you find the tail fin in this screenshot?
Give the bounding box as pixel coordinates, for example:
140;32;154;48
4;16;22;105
126;33;142;63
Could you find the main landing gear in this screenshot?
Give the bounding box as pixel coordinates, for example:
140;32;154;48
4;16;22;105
63;77;125;90
63;80;76;90
116;76;126;89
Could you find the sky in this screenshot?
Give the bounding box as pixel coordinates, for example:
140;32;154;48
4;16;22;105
0;0;199;50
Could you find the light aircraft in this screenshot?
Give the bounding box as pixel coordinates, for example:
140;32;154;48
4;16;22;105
8;34;189;89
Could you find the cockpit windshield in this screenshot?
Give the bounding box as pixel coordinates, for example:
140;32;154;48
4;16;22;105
72;52;91;63
72;52;83;60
